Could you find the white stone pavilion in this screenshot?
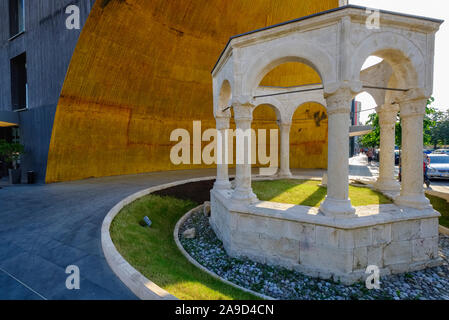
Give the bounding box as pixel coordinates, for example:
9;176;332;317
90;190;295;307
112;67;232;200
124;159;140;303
210;5;444;284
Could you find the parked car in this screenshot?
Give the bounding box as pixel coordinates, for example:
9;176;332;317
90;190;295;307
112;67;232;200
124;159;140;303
433;149;449;155
423;149;434;155
427;154;449;179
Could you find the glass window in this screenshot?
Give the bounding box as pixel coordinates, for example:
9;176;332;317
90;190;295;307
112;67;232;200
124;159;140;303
10;52;28;110
429;156;449;164
9;0;25;37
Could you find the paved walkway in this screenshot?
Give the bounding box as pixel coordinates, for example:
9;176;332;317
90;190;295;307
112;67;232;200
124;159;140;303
0;169;219;300
1;158;448;300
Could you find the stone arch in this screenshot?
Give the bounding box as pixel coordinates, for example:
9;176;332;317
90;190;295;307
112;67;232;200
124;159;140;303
243;42;336;96
351;31;425;90
252;103;280;168
286;96;326;123
253;97;284;122
214;79;232;118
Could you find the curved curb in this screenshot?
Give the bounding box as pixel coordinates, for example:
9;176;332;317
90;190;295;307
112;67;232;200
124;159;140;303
440;225;449;237
101;176;218;300
101;174;319;300
173;207;275;301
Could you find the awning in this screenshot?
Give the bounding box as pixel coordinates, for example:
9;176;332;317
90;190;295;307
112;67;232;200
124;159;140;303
0;111;19;127
349;125;373;137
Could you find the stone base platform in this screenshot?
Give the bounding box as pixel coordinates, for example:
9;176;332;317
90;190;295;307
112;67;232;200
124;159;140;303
210;189;443;285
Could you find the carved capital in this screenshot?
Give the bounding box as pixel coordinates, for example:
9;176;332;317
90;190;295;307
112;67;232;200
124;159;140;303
214;107;231;119
323;81;363;97
398;88;428;119
376;104;399;126
276;120;292;130
233;102;254;121
232;95;255;106
215;117;230;130
399;88;427;104
325;87;353;116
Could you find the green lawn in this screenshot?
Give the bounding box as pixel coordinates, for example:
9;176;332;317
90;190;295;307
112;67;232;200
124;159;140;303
110;194;258;300
252;179;392;207
427;195;449;228
252;179;449;228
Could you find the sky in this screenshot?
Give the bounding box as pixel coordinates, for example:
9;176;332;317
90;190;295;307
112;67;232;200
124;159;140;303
349;0;449;124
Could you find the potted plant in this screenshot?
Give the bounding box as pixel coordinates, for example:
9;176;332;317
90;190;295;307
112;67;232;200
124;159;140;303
0;139;25;184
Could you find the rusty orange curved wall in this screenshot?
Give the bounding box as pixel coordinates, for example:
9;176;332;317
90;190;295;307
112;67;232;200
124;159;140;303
46;0;337;183
291;103;328;169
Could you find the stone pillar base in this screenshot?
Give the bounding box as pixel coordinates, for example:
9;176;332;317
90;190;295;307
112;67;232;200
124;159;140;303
277;171;293;179
374;179;401;192
319;196;356;217
319;173;328;187
231;188;258;204
395;193;431;210
213;180;231;191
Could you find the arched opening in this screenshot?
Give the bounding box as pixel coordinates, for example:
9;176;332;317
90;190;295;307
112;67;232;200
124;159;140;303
259;62;321;88
253;61;326;172
361;55;383;72
218;80;232;113
252;104;280;169
356;51;412;194
290;102;328;169
353;91;378;158
245;42;333;94
355;92;377;126
352;31;424;92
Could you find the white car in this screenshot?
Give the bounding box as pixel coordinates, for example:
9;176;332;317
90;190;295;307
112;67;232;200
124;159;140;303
433;149;449;155
427;154;449;179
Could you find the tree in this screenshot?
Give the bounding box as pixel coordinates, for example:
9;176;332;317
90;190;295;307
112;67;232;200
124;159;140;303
430;109;449;148
360;112;380;148
361;98;438;149
0;139;25;169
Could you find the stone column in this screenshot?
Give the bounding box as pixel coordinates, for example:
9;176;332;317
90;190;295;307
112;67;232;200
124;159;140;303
319;88;356;217
374;104;400;192
395;90;431;209
214;117;231;191
278;121;292;178
231;103;257;203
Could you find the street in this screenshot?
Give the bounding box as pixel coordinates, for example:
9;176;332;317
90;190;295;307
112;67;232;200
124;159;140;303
349;154;449;194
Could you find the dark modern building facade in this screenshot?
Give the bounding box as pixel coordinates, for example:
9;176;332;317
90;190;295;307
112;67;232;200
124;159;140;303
0;0;94;181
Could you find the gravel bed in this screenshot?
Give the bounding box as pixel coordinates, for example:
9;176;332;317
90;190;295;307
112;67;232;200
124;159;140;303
179;211;449;300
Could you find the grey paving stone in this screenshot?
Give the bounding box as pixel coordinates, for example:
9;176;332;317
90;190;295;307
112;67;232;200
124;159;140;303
0;272;43;300
0;169;218;299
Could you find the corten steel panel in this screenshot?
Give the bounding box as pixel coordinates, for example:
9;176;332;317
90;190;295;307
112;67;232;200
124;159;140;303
291;103;328;169
46;0;337;183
